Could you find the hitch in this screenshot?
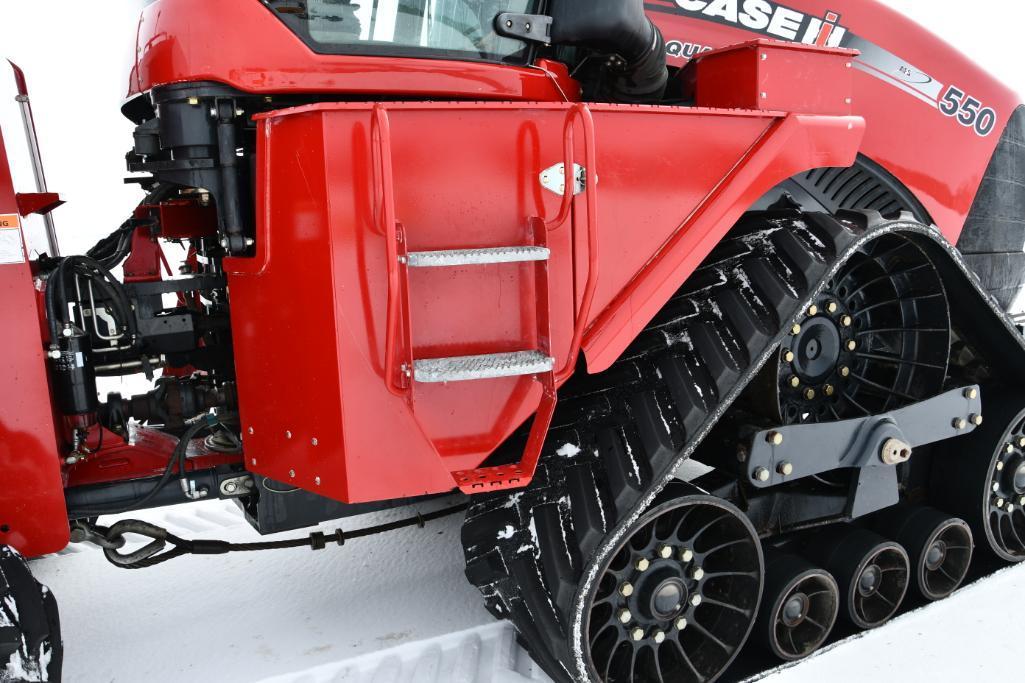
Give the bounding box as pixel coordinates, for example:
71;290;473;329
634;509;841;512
742;386;983;518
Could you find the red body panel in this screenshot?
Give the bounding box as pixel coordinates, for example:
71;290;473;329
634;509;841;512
226;99;862;503
0;128;68;557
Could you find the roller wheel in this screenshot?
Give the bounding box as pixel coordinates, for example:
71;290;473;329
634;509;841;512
933;397;1025;563
872;505;973;601
754;553;839;661
585;494;763;683
807;527;909;630
0;546;62;682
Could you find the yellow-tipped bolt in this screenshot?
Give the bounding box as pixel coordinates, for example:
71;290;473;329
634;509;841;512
777;461;794;476
992;482;1001;493
766;431;784;446
680;548;694;563
789;376;801;389
1018;437;1025;449
690;594;703;607
840;367;851;378
1009;504;1017;512
791;324;802;336
690;566;705;581
187;96;200;105
808;305;819;317
996;498;1006;508
653;630;667;644
784;351;796;363
827;302;838;314
846;340;857;351
997;461;1006;471
952;418;967;430
1006;444;1015;455
965;387;979;400
1019;496;1025;506
620;582;635;597
675;617;688;630
631;627;645;642
618;608;632;624
825;384;836;397
841;315;853;327
804;388;817;400
658;545;674;560
635;558;650;572
971;414;984;426
754;467;771;482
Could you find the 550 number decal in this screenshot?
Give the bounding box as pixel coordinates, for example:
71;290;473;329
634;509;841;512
939;85;998;137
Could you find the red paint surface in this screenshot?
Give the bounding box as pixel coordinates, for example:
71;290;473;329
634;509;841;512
0;127;68;557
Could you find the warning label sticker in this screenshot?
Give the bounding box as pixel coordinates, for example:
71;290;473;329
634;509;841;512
0;213;26;265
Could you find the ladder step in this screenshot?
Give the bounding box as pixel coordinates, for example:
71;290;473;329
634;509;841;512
414;351;553;383
406;246;549;268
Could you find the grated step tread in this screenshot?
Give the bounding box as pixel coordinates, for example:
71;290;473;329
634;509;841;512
414;350;553;383
406;246;550;268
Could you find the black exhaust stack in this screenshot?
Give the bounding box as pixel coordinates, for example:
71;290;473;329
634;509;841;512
548;0;668;103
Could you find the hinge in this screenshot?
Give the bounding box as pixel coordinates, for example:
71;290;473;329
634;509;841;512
540;162;593;196
495;13;553;45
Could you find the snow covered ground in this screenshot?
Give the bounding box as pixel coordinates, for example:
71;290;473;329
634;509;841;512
30;498;1025;682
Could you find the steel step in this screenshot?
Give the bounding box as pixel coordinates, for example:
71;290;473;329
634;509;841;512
406;246;549;268
413;350;553;383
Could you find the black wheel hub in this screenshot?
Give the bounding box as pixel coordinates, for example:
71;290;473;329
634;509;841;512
983;421;1025;561
646;575;688;620
857;564;882;597
792;317;841;383
924;541;947;572
780;592;810;628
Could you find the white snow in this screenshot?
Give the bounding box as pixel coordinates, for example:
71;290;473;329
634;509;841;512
497;525;516;540
556;443;581;458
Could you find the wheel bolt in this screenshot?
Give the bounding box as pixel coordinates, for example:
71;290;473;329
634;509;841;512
653;630;666;644
1018;437;1025;449
953;418;967;430
997;461;1005;471
635;558;650;572
657;544;674;559
841;315;853;327
690;594;702;607
1019;496;1025;506
631;627;645;641
620;582;635;597
675;617;688;630
1008;504;1017;512
784;351;795;363
970;414;983;426
766;431;784;446
827;302;838;314
992;482;1001;493
996;498;1006;508
679;548;694;563
840;366;851;377
791;324;802;335
1005;444;1014;455
804;388;816;400
690;566;705;581
808;305;819;316
789;376;801;389
824;384;835;397
965;387;979;400
754;467;770;482
618;608;632;624
777;461;794;476
846;340;857;351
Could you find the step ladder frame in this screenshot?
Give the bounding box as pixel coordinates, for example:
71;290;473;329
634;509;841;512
369;103;598;493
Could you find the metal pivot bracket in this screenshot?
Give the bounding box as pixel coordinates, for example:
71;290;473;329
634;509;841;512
744;385;983;518
540;162;592;196
495;13;553;44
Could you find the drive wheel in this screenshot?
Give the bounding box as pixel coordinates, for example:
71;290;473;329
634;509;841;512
584;495;763;683
0;546;62;682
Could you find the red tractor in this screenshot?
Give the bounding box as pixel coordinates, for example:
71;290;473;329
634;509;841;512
2;1;1024;680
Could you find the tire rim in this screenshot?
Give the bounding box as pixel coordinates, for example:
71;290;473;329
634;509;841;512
846;543;909;629
982;416;1025;562
768;570;839;661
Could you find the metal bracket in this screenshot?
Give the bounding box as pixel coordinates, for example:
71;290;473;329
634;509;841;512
743;386;982;516
218;474;254;498
540;162;592;196
495;13;552;44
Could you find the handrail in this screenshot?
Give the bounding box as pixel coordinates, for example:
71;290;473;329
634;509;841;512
370;104;408;397
550;104;599;382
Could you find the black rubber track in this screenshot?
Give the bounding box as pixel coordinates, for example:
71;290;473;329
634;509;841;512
0;546;62;682
461;210;1025;683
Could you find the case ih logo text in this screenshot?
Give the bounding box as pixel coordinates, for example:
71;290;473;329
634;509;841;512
672;1;848;47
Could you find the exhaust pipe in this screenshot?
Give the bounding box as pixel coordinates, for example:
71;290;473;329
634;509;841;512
548;0;669;103
8;60;60;257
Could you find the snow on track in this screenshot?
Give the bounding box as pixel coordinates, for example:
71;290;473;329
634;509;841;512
27;499;1025;682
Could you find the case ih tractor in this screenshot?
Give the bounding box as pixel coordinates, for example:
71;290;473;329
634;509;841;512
2;0;1025;680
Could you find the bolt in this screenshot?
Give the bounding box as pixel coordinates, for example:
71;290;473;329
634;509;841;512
248;427;255;435
1018;437;1025;449
804;388;817;400
952;418;967;430
761;92;768;99
1006;444;1015;455
825;384;836;397
766;431;784;446
1020;496;1025;506
965;387;979;400
635;558;650;572
235;107;245;117
754;467;770;482
675;617;688;630
846;340;857;351
992;482;1001;493
841;366;851;378
524;22;531;30
791;324;802;335
312;437;319;446
187;96;200;106
506;19;513;27
841;315;853;327
289;469;296;478
827;302;838;314
264;96;273;103
286;430;293;439
808;305;819;316
618;608;632;624
777;461;794;476
680;548;694;563
997;461;1005;471
653;630;667;644
658;544;674;560
845;97;853;105
784;351;795;363
690;566;705;581
620;582;635;597
690;594;702;607
251;458;257;466
314;476;321;486
996;498;1006;508
631;627;645;642
761;53;768;61
789;376;801;389
224;481;239;494
1009;504;1017;512
971;414;984;426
